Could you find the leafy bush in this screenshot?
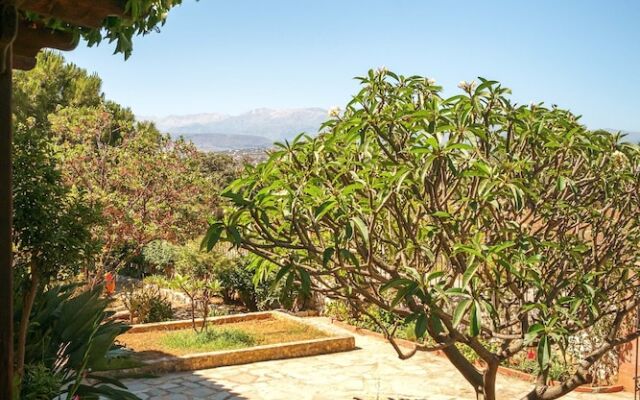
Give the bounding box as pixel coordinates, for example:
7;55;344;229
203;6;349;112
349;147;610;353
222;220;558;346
143;241;305;315
20;363;61;400
143;274;172;288
217;256;312;312
22;284;138;399
142;240;178;274
217;259;276;311
123;286;174;323
325;300;419;341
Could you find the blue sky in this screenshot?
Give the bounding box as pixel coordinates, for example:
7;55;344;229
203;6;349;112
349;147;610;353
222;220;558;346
64;0;640;131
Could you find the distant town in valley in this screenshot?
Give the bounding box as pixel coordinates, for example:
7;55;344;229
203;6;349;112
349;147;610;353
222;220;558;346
140;107;327;158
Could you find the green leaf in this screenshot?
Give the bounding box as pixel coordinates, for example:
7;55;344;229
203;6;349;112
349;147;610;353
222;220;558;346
525;323;545;345
380;278;415;293
537;335;551;369
462;263;480;288
415;313;428;338
275;264;293;283
314;200;337;220
322;247;335;267
298;269;312;295
226;226;241;245
429;313;444;335
469;301;481;337
339;248;359;267
509;184;524;211
452;299;471;328
432;211;451;218
201;223;224;251
391;282;418;307
222;190;251;206
352;216;369;246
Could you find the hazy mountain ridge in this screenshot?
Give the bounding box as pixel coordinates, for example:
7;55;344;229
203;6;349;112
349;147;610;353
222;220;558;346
605;129;640;143
143;107;328;141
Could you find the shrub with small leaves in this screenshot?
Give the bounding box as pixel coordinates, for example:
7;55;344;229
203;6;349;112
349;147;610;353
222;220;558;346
124;286;173;324
20;363;62;400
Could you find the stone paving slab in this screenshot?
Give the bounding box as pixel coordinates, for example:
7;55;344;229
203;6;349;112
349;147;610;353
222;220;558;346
122;317;633;400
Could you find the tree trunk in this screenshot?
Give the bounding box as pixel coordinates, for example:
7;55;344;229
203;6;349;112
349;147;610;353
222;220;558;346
439;342;498;400
190;296;198;332
476;362;498;400
15;268;39;389
440;343;485;395
202;293;209;332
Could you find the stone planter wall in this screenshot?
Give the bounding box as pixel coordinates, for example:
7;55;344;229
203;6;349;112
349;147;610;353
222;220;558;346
106;311;355;377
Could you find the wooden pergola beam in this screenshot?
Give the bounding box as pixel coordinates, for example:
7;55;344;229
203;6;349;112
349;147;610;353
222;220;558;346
12;54;35;70
1;2;131;399
19;0;126;29
14;21;77;54
11;21;77;67
0;2;17;399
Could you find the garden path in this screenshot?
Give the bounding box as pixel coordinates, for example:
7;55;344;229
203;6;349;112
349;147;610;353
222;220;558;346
122;317;632;400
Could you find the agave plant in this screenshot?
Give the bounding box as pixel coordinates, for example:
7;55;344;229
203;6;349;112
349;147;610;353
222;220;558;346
22;284;139;400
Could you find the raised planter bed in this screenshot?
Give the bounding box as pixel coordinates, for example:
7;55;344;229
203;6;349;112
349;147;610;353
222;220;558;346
328;318;624;394
102;311;355;377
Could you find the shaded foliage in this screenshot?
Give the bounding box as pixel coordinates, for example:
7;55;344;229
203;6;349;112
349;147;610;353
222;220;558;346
20;285;136;399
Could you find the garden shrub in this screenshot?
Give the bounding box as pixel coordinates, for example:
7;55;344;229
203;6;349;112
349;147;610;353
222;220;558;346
217;258;280;311
22;285;136;399
124;286;174;323
20;363;61;400
143;274;172;289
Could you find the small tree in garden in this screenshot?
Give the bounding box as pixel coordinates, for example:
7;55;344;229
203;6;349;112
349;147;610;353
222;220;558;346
204;70;640;400
168;241;229;331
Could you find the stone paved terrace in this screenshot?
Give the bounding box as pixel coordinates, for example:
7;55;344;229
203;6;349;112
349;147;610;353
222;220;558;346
122;317;633;400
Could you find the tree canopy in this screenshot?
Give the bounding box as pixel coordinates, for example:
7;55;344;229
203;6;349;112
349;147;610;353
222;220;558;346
206;69;640;400
13;52;223;272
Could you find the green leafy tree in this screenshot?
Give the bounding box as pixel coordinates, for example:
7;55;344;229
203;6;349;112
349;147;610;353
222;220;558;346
206;70;640;400
199;152;243;187
14;53;221;275
49;105;219;272
13;51;103;122
12;119;100;392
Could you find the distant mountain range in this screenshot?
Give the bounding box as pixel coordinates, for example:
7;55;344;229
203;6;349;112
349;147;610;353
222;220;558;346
139;109;640;152
140;108;328;151
607;129;640;143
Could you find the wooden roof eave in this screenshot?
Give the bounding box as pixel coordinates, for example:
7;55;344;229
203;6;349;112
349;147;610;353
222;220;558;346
10;0;127;70
18;0;127;29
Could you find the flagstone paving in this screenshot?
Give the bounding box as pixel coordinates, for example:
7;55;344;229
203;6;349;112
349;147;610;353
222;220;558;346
122;317;632;400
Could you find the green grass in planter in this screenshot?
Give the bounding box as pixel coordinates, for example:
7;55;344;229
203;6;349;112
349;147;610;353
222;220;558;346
161;328;256;352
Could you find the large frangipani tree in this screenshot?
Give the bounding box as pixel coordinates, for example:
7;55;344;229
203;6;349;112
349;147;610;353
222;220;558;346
205;70;640;400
